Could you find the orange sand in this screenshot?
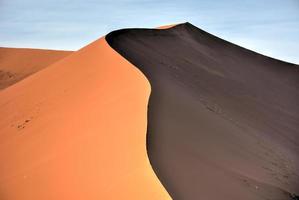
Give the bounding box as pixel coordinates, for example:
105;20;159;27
157;24;177;29
0;38;170;199
0;47;72;90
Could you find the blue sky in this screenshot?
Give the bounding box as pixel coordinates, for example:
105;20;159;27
0;0;298;64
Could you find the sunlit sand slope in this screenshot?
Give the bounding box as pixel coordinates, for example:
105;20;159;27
0;38;170;199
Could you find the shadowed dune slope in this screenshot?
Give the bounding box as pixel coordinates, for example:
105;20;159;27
106;23;299;200
0;47;72;90
0;38;170;199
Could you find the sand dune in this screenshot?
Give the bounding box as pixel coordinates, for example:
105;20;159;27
0;38;170;199
0;47;72;90
106;22;299;199
1;22;298;200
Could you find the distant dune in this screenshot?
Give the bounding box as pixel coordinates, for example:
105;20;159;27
106;22;299;200
0;47;72;90
0;39;170;199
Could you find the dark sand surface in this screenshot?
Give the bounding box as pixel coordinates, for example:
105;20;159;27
106;23;299;199
0;47;72;90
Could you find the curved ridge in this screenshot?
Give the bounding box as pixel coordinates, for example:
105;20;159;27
0;38;171;199
106;23;299;199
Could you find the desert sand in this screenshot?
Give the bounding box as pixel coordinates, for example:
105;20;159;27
157;24;177;29
0;47;72;90
107;22;299;200
0;38;170;199
1;22;298;200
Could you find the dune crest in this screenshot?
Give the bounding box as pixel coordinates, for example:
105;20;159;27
157;24;178;29
0;38;170;199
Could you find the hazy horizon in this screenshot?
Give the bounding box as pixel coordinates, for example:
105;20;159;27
1;0;298;64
